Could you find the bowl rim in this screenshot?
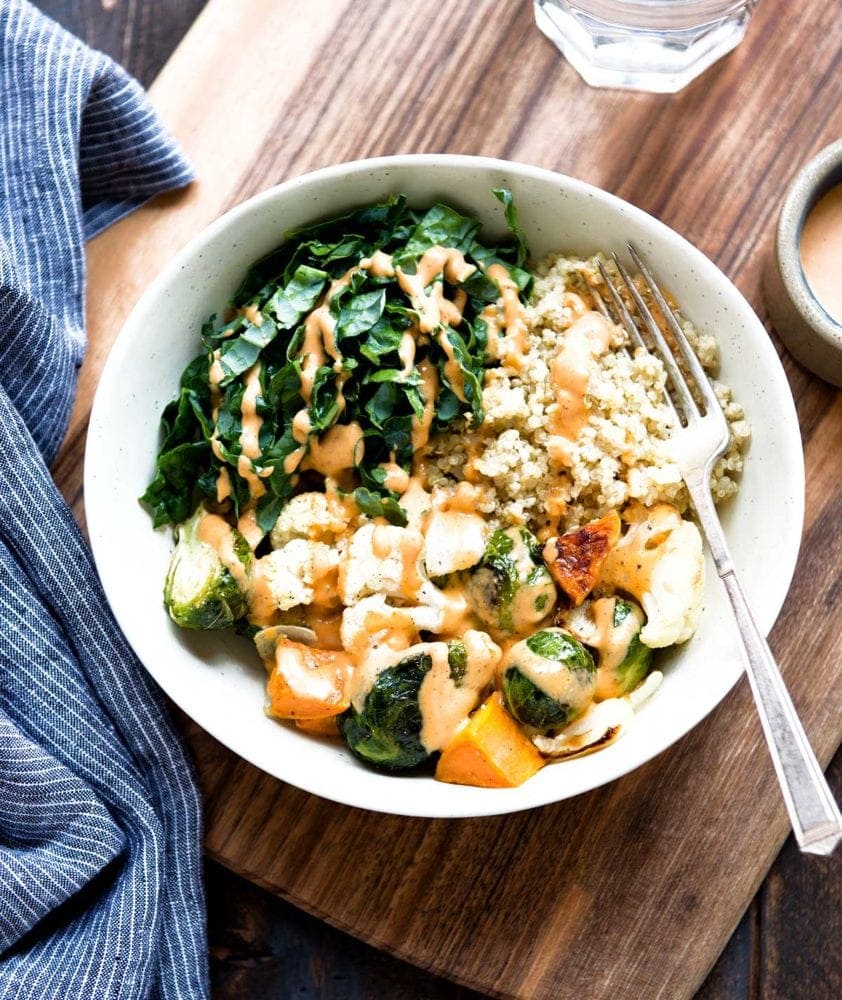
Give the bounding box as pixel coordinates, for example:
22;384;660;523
85;153;805;817
776;138;842;341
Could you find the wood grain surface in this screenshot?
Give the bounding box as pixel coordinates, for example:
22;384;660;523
45;0;841;996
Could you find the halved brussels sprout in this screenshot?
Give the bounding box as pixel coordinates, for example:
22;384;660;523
466;527;556;635
164;507;251;629
502;627;595;733
564;597;653;700
340;649;433;771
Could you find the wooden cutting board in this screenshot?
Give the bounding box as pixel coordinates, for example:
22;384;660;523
54;1;842;996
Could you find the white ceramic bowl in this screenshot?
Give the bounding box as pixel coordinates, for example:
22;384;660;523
85;155;804;818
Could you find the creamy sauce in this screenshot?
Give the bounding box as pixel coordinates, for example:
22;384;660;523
360;249;395;278
599;503;678;601
195;509;278;626
537;486;568;543
479;302;503;360
281;245;478;484
238;363;265;480
436;328;467;402
347;616;423;707
371;524;395;559
243;304;262;326
289;245;473;466
547;310;613;468
398;328;418;377
349;633;498;753
289;264;358;443
302;422;364;479
380;460;411;494
571;598;642;701
216;466;232;503
591;599;636;674
197;512;251;592
206;243;497;532
563;291;589;320
209;349;226;464
392;246;474;401
395;246;475;333
310;544;341;607
800;184;842;323
292;408;312;444
249;560;279;627
509;575;555;633
397;530;425;599
303;605;344;650
236;362;268;547
440;480;481;515
435;585;476;637
417;631;500;752
487;263;529;368
283;446;307;475
411;360;439;455
398;475;433;529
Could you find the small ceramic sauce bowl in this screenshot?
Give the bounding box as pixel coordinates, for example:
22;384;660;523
764;139;842;387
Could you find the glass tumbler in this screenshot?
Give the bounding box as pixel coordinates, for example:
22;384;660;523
534;0;757;93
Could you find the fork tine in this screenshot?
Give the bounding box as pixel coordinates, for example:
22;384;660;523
597;260;682;427
626;243;723;417
588;281;610;319
611;252;701;421
595;260;648;354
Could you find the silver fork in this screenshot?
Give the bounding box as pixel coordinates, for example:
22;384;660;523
593;244;841;857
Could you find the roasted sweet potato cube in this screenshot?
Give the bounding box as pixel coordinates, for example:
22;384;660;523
436;693;545;788
295;715;341;737
265;637;352;721
542;510;621;606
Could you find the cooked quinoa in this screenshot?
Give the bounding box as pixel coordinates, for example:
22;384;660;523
424;253;750;535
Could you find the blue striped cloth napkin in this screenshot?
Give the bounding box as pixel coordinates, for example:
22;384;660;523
0;2;207;997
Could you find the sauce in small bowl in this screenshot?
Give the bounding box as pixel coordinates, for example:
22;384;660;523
800;183;842;326
765;139;842;386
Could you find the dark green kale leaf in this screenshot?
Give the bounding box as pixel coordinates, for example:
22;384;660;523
266;265;328;328
142;189;532;536
399;203;480;261
493;188;529;267
353;487;408;527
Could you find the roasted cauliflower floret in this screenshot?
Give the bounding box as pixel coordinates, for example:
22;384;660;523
423;509;487;577
270;491;352;548
258;540;339;612
340;595;444;659
338;523;425;605
598;503;704;648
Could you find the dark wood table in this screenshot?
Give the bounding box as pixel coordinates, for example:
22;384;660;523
41;1;840;996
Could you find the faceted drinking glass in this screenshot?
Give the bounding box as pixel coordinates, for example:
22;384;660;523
534;0;757;93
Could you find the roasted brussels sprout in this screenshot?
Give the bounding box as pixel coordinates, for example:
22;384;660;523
565;597;652;699
466;527;556;635
164;507;251;629
502;627;596;733
340;649;432;771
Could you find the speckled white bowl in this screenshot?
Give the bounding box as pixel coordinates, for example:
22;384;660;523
85;155;804;818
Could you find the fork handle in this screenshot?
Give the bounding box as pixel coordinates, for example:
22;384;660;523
687;474;842;856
